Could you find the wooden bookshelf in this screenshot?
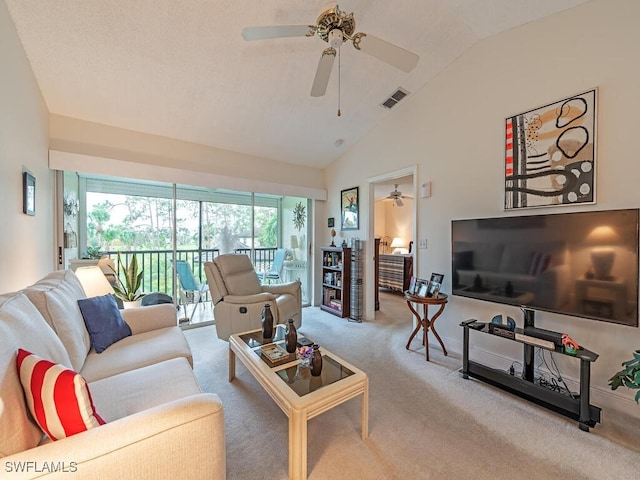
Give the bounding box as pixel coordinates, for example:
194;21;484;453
320;246;351;317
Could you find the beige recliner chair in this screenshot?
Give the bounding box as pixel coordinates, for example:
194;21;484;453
204;254;302;340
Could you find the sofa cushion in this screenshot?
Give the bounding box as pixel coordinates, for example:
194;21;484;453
89;357;201;422
0;293;72;457
80;326;193;383
78;294;132;353
24;270;91;372
529;252;551;276
16;349;105;441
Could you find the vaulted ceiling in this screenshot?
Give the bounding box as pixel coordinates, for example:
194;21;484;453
5;0;591;168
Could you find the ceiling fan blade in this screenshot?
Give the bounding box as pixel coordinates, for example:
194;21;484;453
241;25;315;41
353;33;419;73
310;48;336;97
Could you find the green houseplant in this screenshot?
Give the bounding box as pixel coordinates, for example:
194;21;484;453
110;252;145;306
608;350;640;404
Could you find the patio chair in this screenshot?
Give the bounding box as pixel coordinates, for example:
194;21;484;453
262;248;287;283
174;260;208;322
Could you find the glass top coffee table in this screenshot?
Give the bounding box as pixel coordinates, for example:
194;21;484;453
229;326;369;480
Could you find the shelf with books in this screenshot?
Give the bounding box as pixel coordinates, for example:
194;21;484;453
320;246;351;317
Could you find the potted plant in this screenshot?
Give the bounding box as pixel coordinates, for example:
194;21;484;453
110;252;145;308
608;350;640;404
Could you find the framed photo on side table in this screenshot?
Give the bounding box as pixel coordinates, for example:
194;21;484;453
426;281;441;298
341;187;359;230
408;276;417;295
427;273;445;298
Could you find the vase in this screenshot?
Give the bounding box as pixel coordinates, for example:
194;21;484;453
285;318;297;353
299;355;312;368
310;344;323;377
261;304;274;339
122;299;142;309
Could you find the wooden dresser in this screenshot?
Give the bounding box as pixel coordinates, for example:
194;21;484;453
378;254;413;292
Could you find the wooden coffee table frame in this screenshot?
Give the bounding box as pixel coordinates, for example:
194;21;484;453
229;330;369;480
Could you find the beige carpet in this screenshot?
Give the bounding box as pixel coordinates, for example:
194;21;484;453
184;292;639;480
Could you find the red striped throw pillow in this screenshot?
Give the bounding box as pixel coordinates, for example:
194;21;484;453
16;349;105;441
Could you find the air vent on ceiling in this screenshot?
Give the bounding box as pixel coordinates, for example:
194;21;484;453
380;87;410;109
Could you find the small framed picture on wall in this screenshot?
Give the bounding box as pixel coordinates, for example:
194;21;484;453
23;172;35;216
340;186;359;230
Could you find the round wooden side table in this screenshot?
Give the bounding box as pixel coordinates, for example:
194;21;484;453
404;292;448;361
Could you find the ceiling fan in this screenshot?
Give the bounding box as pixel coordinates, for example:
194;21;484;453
241;3;419;98
386;184;412;207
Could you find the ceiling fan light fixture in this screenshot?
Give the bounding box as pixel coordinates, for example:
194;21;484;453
328;29;344;48
242;4;419;100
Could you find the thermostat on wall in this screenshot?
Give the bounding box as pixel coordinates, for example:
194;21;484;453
420;181;432;198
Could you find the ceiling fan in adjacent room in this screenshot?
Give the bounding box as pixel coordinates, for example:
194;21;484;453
241;3;419;100
385;184;412;207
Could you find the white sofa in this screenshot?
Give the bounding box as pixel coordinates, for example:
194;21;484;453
0;270;225;479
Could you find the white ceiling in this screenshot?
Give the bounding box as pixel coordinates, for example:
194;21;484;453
5;0;591;169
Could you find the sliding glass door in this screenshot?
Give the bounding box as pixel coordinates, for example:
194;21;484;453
60;172;311;316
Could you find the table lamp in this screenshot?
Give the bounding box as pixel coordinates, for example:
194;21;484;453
390;237;405;254
75;266;115;298
290;235;299;259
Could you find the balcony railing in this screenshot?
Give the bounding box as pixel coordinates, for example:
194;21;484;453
104;247;277;296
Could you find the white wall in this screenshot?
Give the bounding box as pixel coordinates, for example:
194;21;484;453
49;115;326;198
385;200;413;250
0;1;52;292
326;0;640;415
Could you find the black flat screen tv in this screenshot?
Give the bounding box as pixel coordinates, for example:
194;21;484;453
451;209;639;327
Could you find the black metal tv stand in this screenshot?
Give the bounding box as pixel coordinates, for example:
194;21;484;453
460;310;601;431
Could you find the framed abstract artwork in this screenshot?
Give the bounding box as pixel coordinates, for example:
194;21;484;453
23;172;35;216
340;186;359;230
505;89;596;209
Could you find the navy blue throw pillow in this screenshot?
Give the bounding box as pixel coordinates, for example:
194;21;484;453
78;294;132;353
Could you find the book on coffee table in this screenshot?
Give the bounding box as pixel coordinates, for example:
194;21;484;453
260;343;292;365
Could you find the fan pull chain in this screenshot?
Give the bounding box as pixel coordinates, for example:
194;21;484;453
337;47;341;117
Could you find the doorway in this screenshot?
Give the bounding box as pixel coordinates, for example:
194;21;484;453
367;167;417;317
